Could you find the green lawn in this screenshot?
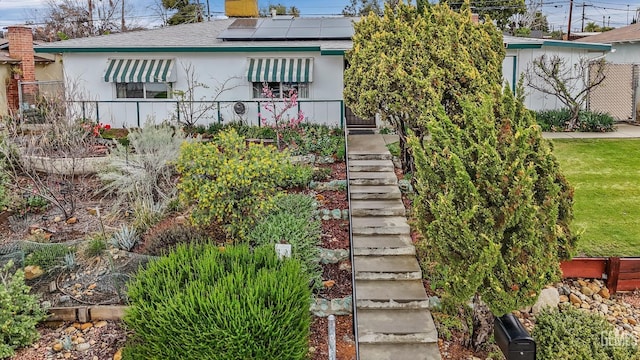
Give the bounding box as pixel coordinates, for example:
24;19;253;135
552;139;640;256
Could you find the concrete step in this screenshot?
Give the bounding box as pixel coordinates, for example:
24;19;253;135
359;343;442;360
353;235;416;256
348;153;393;161
358;309;438;341
348;159;395;172
356;279;428;308
354;255;422;280
352;217;410;235
349;172;398;186
351;199;406;217
350;185;402;200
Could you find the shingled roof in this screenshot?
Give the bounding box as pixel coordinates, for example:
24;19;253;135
575;23;640;44
35;18;353;54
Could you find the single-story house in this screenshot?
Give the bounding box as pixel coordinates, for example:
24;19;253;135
1;26;63;117
33;16;611;128
575;24;640;120
35;17;353;128
503;35;611;113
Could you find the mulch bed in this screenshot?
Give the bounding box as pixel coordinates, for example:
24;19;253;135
310;315;357;360
321;220;350;249
318;261;353;298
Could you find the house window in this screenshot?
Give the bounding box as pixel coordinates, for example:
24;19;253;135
116;82;172;99
252;82;309;99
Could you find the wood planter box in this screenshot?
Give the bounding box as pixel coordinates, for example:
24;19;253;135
560;257;640;294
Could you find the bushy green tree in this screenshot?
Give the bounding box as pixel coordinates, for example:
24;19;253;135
162;0;202;25
446;0;527;30
344;1;504;172
410;85;576;348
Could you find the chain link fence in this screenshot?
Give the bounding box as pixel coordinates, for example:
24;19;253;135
589;63;638;122
18;80;66;124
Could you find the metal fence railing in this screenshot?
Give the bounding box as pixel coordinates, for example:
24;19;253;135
65;99;346;128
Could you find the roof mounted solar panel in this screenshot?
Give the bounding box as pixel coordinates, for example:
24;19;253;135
218;17;356;41
228;18;259;29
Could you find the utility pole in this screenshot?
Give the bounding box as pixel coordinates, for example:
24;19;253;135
206;0;211;21
580;3;592;32
567;0;574;39
628;5;630;25
88;0;93;31
121;0;125;31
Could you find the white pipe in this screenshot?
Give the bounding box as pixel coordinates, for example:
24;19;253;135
328;315;336;360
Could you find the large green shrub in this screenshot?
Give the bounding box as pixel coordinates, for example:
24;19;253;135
535;109;615;132
177;128;293;239
124;244;311;360
534;308;640;360
0;261;47;359
248;194;321;287
535;109;572;131
578;111;615;132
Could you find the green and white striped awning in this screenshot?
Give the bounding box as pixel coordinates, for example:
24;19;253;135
104;59;176;83
247;58;313;83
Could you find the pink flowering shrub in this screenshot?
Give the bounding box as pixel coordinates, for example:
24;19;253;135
259;83;305;149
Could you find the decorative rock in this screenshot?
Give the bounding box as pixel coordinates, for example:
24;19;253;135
318;248;349;264
94;320;108;328
559;295;569;303
323;280;336;288
64;326;77;335
53;216;62;223
76;343;91;351
316;156;335;164
114;348;124;360
66;217;78;224
599;288;611;299
398;179;413;194
600;304;609;315
429;296;442;311
569;293;582;305
593;293;603;302
331;209;342;220
629;318;637;326
52;343;64;352
24;265;44;280
533;288;560;315
580;303;591;310
80;323;93;331
581;286;594;297
559;285;571;296
59;295;71;303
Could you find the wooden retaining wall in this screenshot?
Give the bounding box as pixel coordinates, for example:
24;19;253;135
47;306;127;323
560;257;640;294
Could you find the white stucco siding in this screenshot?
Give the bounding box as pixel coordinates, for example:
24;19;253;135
604;43;640;64
61;52;345;128
505;47;602;112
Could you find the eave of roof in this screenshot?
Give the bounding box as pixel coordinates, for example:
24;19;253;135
504;36;610;51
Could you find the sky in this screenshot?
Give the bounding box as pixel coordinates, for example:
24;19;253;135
0;0;639;33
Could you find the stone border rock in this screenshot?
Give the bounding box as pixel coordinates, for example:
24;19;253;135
20;154;111;175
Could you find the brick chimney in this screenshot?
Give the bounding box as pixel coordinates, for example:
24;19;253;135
6;26;36;113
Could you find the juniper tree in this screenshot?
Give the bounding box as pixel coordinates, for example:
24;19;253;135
343;1;503;173
409;85;576;348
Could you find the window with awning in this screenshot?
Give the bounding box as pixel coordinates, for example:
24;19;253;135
247;58;314;83
104;59;176;83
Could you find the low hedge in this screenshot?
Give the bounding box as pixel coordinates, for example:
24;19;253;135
533;308;639;360
123;244;311;360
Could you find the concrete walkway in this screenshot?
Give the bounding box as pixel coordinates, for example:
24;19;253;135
347;134;441;360
542;123;640;139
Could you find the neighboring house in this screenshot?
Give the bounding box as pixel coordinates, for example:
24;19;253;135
576;24;640;121
503;35;610;113
33;16;611;128
1;26;63;117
